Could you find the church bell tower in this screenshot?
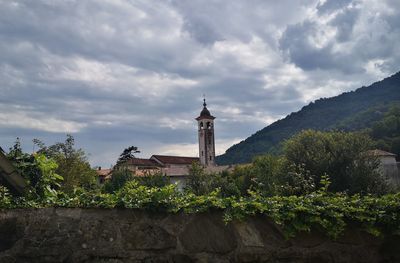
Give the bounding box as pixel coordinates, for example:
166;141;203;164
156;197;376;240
196;98;216;166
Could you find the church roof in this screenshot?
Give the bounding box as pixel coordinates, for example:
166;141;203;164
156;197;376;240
200;107;211;117
125;158;161;166
151;155;199;165
196;98;215;120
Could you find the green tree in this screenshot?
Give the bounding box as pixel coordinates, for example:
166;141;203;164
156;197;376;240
135;173;170;188
116;146;140;165
34;135;97;193
103;168;133;193
230;155;315;196
185;162;208;195
230;164;254;195
185;162;241;197
370;104;400;156
249;155;284;195
283;130;387;194
34;154;63;199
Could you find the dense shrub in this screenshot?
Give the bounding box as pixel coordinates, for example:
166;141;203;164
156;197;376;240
104;170;170;193
118;181;180;211
185;163;241;197
231;155;315;196
103;168;133;193
134;173;170;188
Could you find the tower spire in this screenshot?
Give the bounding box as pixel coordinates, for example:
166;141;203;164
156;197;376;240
203;94;206;107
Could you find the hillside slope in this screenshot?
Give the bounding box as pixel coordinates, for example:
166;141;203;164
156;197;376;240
216;72;400;165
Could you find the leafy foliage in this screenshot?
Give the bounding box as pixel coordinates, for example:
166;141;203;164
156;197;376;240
231;155;315;196
103;168;133;193
6;138;63;199
370;104;400;156
134;173;170;188
103;168;170;193
118;181;180;211
116;146;140;165
188;129;388;197
284;130;387;194
185;162;241;197
34;135;97;193
8;138;41;188
34;154;63;199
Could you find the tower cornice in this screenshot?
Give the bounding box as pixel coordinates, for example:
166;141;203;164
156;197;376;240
195;115;216;121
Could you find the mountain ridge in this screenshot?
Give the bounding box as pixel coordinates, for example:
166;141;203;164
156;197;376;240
216;71;400;165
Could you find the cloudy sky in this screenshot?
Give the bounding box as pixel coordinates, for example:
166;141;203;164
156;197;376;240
1;0;399;167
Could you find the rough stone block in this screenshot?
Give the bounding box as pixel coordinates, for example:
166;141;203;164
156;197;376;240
179;213;236;253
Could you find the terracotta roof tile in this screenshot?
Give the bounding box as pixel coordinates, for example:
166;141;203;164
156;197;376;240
96;169;112;177
125;158;161;166
151;155;199;165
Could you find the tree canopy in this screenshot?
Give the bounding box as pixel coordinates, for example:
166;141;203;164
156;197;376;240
33;135;97;193
284;130;388;194
116;146;140;165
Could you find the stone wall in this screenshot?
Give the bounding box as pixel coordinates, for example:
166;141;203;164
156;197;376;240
0;209;399;263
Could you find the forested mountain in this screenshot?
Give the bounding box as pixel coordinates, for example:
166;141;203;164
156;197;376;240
216;72;400;165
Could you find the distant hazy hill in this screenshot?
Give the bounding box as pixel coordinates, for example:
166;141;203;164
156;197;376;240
216;72;400;165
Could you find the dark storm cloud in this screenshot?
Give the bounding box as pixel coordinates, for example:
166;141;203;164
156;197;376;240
280;21;337;71
0;0;399;166
172;0;317;47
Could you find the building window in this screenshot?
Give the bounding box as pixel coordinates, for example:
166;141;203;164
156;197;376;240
209;156;212;161
201;151;204;156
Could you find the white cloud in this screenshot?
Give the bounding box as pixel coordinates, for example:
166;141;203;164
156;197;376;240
364;59;388;79
0;112;86;133
158;143;198;157
213;37;272;70
157;137;242;157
